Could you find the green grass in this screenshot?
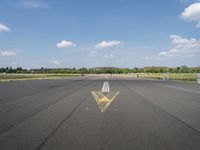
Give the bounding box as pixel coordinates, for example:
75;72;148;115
131;73;197;82
1;73;198;83
0;74;81;82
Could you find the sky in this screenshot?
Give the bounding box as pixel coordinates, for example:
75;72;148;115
0;0;200;69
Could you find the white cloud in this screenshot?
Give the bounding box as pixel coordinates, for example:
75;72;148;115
159;34;200;57
51;60;60;65
143;56;152;60
87;50;97;57
0;51;16;56
20;0;48;9
181;2;200;28
159;51;168;57
57;40;76;49
104;54;114;59
0;23;10;32
96;40;121;48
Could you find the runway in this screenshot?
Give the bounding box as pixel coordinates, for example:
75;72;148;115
0;76;200;150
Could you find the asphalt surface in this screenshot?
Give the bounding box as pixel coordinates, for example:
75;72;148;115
0;76;200;150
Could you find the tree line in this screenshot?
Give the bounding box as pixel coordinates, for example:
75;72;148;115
0;66;200;74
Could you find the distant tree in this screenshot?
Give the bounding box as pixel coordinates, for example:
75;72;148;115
180;66;191;73
79;67;88;74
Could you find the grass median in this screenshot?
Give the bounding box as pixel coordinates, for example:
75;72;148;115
132;73;197;82
0;74;81;82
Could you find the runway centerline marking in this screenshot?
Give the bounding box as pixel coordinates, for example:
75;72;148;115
101;82;110;93
91;81;119;113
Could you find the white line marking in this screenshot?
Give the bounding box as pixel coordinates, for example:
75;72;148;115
101;82;110;93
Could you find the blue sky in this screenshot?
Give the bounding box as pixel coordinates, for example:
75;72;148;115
0;0;200;68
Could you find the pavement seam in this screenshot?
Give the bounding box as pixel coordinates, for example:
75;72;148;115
0;80;81;105
118;80;200;137
0;80;89;135
34;80;100;150
0;80;85;115
34;92;90;150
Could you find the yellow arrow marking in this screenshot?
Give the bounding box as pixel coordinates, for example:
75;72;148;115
91;91;119;113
